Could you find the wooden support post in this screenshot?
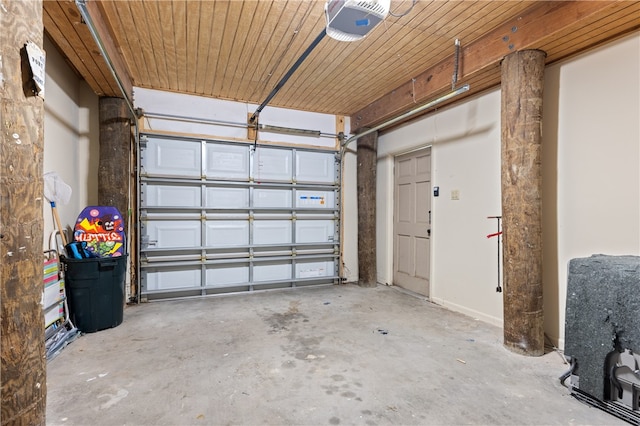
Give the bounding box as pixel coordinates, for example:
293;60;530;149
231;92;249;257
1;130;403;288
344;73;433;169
357;132;377;287
98;97;131;233
247;113;257;141
0;1;47;424
501;49;546;356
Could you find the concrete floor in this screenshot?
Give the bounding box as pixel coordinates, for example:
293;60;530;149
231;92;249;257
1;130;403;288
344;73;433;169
47;284;624;425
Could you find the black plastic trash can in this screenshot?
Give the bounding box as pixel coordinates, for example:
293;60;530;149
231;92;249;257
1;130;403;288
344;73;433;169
62;255;127;333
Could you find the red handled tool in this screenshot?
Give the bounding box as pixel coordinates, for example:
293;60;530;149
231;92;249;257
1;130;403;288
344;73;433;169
487;216;502;292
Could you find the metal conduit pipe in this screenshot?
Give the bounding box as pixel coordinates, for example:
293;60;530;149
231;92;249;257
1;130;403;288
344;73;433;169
336;84;470;283
142;112;339;139
249;28;327;123
341;84;470;153
143;111;250;129
76;0;142;302
76;0;136;120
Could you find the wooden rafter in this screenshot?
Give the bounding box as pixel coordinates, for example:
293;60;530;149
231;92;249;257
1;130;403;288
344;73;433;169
350;1;638;131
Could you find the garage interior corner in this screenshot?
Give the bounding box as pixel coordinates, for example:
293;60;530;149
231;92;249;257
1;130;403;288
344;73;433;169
46;284;621;425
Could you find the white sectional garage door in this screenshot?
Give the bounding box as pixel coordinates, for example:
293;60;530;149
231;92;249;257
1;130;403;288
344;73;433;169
138;133;341;300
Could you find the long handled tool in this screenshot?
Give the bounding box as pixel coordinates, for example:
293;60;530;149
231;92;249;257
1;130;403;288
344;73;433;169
44;172;72;247
487;216;502;292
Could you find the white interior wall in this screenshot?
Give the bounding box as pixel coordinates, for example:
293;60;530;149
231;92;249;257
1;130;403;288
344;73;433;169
376;31;640;345
134;88;337;149
133;88;359;282
377;90;504;326
43;36;99;251
341;124;358;282
542;32;640;348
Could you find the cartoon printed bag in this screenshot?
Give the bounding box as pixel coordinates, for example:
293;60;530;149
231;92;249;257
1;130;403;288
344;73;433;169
73;206;126;257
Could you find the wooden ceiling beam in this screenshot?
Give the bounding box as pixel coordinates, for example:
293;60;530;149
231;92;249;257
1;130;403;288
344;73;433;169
84;0;133;101
350;1;621;132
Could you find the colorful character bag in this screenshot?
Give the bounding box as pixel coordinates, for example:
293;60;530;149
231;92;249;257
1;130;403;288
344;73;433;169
73;206;125;257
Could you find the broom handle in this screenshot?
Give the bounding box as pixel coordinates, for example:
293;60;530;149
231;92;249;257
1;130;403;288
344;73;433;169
51;202;68;246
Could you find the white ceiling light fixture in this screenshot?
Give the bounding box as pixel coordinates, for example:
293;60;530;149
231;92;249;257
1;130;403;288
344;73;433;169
325;0;391;42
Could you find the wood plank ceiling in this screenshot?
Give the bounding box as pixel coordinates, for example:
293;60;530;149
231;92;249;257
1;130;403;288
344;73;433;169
44;1;639;129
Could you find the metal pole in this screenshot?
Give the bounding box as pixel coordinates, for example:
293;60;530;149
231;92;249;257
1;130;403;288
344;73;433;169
341;84;470;150
249;28;327;123
76;0;136;120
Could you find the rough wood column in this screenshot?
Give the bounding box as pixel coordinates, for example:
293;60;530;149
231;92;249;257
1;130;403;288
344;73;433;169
501;49;546;356
356;132;377;287
98;97;131;231
0;1;47;424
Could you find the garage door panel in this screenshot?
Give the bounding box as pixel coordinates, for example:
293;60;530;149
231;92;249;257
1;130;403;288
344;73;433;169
144;267;200;291
254;220;292;245
254;188;292;208
143;137;201;177
206;263;249;287
145;221;201;248
206;187;249;208
296;220;335;243
296;151;336;183
142;183;201;207
206;143;250;180
296;260;335;279
206;221;249;247
255;147;292;182
253;261;292;282
296;190;335;208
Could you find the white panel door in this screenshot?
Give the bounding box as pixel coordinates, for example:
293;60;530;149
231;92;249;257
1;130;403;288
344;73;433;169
393;148;431;296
